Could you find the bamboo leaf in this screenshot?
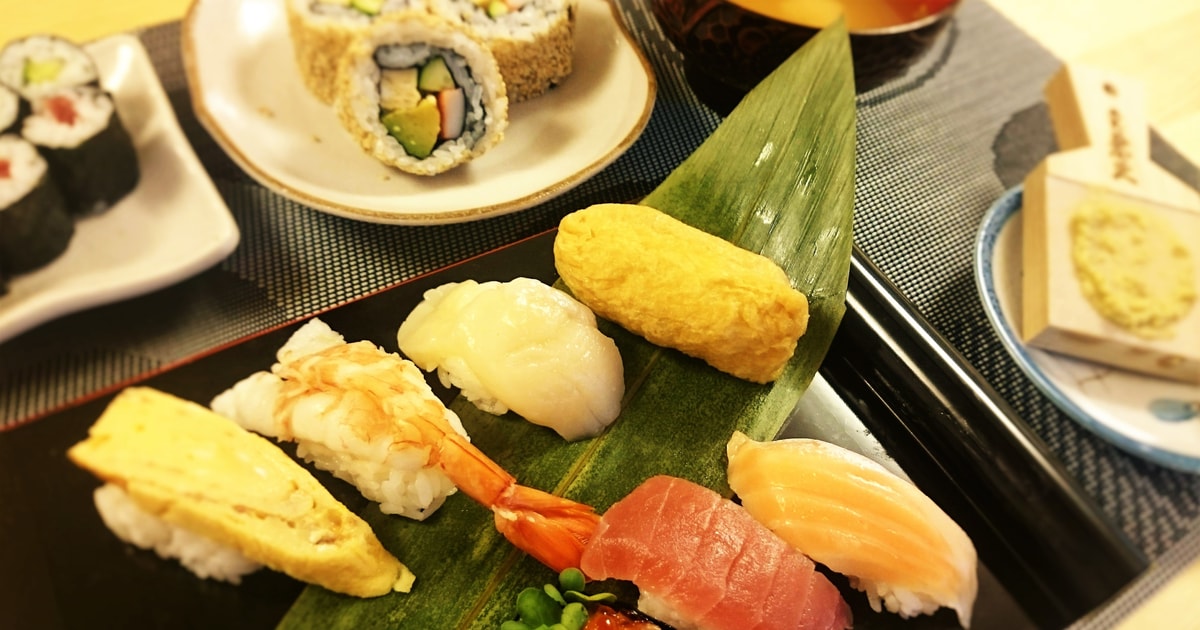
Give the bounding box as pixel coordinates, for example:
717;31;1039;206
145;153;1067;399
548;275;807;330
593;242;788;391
278;20;855;629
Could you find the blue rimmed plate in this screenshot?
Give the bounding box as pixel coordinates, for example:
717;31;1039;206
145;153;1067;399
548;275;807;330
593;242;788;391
974;186;1200;473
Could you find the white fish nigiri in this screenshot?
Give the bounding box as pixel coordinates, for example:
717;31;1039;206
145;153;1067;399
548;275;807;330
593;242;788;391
397;277;625;441
726;431;979;628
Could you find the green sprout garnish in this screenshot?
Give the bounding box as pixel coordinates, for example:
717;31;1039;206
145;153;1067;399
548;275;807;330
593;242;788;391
501;568;617;630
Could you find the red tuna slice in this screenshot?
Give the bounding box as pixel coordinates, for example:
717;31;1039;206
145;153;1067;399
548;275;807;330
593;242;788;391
581;475;851;630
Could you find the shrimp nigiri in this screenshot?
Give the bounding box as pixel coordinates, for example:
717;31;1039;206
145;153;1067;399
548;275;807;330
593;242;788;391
212;318;600;573
726;431;979;627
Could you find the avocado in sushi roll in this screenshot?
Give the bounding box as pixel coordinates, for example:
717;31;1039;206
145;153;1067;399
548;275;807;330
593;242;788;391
0;134;74;280
0;35;99;101
22;85;139;215
335;12;508;175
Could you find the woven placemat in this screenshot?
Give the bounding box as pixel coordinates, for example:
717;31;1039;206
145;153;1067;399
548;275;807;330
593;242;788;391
1;0;1197;595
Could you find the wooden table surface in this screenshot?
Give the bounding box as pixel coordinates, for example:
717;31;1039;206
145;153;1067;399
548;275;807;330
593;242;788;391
2;0;1198;627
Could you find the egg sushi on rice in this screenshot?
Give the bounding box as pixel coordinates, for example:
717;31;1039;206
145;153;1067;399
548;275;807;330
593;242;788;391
69;387;416;597
285;0;428;104
0;134;73;281
0;35;99;101
21;85;139;215
334;12;508;175
429;0;576;102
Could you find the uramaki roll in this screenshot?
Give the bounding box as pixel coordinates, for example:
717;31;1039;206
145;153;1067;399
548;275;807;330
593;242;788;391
335;12;508;175
553;203;810;383
428;0;576;102
285;0;428;105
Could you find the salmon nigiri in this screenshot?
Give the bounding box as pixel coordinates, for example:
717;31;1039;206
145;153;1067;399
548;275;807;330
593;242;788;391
726;431;979;627
580;475;852;630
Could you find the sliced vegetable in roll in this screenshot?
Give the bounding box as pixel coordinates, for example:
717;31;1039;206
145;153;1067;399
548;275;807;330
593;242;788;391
335;12;508;175
429;0;577;102
285;0;428;104
22;85;139;215
0;35;99;101
0;134;74;279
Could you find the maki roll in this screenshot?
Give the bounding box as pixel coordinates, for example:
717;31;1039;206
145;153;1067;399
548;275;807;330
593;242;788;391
0;85;27;135
0;134;74;280
0;35;99;101
22;86;139;215
429;0;576;102
335;12;508;175
285;0;427;105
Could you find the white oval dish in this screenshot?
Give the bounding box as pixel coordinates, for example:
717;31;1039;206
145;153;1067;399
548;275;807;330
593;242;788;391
182;0;657;225
975;186;1200;472
0;35;240;345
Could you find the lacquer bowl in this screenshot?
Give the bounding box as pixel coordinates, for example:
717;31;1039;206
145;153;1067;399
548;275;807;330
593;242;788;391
651;0;961;113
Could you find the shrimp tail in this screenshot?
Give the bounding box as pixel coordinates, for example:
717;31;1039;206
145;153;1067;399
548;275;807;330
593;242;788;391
492;484;601;573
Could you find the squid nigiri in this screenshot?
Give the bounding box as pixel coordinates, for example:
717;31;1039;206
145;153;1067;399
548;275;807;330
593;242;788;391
726;431;979;627
396;277;625;441
580;475;852;630
213;318;600;573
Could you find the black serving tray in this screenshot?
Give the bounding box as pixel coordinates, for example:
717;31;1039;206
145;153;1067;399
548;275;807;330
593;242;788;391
0;233;1146;630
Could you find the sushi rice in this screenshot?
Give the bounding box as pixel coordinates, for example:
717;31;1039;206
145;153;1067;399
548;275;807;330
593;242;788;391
334;12;507;175
22;86;114;149
0;35;99;101
212;318;467;521
0;85;22;134
93;483;262;584
0;134;74;274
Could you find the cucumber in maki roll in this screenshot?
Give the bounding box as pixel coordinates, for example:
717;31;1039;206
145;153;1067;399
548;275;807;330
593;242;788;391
22;86;139;216
335;12;508;175
0;134;74;280
0;35;99;101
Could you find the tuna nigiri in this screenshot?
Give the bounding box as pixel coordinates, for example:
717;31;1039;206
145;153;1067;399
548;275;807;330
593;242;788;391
580;475;852;630
726;431;979;627
397;277;625;441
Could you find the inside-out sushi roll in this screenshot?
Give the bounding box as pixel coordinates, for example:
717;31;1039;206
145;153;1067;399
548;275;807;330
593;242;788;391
396;278;625;441
0;134;73;277
22;85;139;215
0;35;99;101
335;12;508;175
429;0;576;102
0;85;26;135
285;0;427;105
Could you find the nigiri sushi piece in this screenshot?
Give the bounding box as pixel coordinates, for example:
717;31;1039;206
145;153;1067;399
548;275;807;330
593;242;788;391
213;317;601;573
580;475;852;630
68;387;414;597
397;277;625;441
726;431;979;627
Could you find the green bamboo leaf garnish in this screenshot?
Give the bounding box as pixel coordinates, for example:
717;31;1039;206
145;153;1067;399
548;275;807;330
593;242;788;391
279;18;855;629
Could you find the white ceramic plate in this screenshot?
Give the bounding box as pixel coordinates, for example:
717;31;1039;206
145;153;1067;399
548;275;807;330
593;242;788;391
975;187;1200;472
182;0;656;225
0;35;240;345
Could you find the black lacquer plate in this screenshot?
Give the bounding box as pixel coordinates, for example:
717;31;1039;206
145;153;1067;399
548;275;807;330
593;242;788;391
0;233;1144;629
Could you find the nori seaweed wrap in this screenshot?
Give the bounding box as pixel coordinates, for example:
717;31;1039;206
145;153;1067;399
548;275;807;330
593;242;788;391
22;86;139;215
0;134;74;280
